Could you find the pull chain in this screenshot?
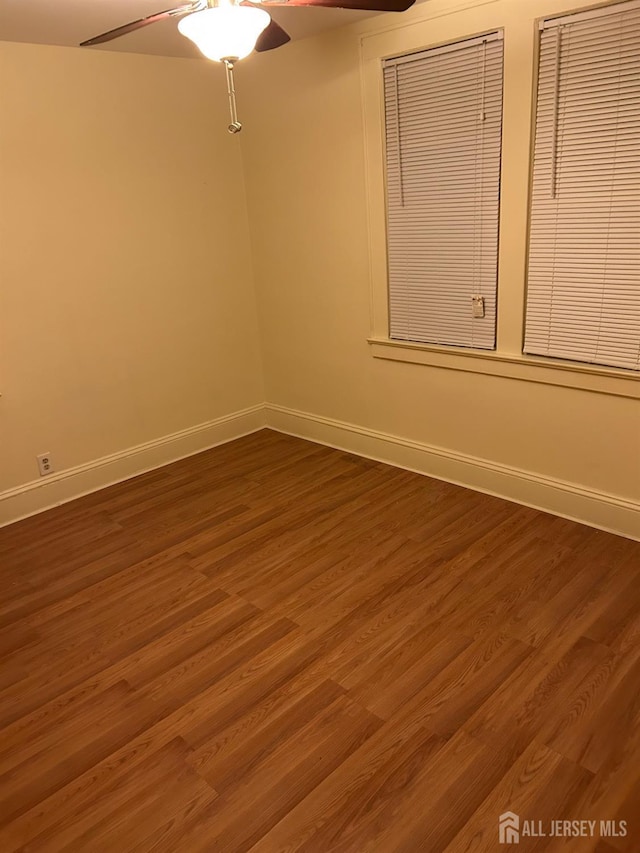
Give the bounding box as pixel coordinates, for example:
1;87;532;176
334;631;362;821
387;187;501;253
224;59;242;133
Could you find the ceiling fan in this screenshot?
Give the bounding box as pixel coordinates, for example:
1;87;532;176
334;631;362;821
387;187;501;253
81;0;415;132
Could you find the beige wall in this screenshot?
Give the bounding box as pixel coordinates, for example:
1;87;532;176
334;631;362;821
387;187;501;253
0;41;263;495
1;3;638;535
239;0;640;517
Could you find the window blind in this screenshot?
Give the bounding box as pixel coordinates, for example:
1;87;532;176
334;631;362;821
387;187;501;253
383;33;504;350
524;0;640;370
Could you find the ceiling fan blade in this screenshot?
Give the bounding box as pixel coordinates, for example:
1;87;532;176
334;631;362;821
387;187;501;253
80;3;199;46
255;18;291;52
262;0;414;9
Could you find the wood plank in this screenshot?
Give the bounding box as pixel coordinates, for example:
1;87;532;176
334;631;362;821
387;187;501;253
0;430;637;851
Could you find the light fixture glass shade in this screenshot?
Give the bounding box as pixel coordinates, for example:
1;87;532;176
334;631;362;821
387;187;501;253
178;6;270;62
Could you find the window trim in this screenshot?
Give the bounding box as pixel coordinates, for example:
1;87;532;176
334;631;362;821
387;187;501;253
359;0;640;399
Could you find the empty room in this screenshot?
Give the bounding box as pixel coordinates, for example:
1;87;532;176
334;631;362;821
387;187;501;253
0;0;639;849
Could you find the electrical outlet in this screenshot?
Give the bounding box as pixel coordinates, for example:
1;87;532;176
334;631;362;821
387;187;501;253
37;453;54;477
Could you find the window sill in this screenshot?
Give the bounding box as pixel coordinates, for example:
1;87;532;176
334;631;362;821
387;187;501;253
368;338;640;399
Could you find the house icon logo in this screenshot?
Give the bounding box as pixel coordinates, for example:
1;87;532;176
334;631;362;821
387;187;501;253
499;812;520;844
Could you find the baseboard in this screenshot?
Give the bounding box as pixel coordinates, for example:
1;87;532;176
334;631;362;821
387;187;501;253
265;403;640;542
3;400;637;541
0;404;266;528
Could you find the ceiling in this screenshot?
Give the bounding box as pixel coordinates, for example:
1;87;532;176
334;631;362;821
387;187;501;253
0;0;380;60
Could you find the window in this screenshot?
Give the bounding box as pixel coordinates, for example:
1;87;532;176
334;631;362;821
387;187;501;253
383;33;504;350
525;0;640;371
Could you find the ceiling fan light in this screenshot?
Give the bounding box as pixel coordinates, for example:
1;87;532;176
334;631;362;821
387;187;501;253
178;6;270;62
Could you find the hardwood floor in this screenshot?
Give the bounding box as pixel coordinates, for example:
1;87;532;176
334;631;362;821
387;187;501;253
0;429;638;852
